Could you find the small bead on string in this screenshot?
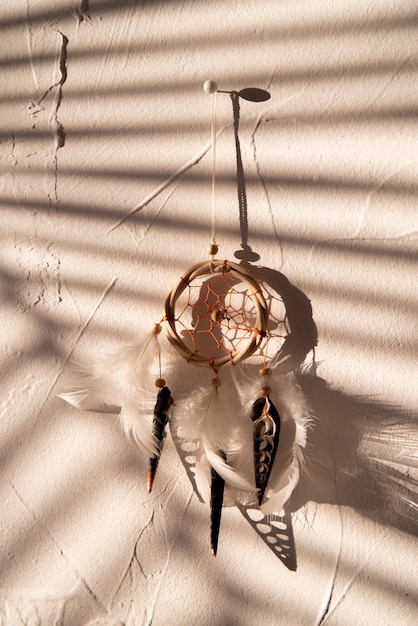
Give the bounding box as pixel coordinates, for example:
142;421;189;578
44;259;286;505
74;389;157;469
152;322;165;387
259;366;272;396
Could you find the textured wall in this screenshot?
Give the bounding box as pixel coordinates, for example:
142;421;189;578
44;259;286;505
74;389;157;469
1;1;417;624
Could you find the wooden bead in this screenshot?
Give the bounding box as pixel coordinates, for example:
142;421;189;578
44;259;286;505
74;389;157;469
260;385;271;396
207;243;219;256
259;367;271;377
155;378;166;387
211;377;222;387
211;308;223;322
152;323;162;335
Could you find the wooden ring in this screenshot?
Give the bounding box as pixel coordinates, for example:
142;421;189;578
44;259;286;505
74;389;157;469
163;259;269;368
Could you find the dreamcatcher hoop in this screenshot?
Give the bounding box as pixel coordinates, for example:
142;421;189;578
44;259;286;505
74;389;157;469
164;258;269;368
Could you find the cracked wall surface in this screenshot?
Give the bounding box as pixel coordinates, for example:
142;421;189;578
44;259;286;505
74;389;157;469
0;1;417;624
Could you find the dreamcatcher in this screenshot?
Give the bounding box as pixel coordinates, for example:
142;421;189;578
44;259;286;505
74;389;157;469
60;81;312;557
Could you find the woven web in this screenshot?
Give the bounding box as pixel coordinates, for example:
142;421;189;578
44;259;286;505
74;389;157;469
173;272;255;362
173;270;287;364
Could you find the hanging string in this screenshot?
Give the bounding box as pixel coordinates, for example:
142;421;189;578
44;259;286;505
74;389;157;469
210;90;218;247
204;80;265;262
204;80;219;256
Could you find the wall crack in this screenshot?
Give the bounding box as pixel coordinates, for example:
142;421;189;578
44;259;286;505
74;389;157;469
107;135;223;233
50;31;68;204
26;30;68;205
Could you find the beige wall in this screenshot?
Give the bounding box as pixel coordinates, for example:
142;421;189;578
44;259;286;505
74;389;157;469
1;1;417;624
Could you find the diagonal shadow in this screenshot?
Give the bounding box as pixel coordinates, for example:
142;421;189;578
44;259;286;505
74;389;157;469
1;1;417;50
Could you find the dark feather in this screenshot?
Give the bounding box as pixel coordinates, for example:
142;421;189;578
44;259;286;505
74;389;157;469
210;450;226;556
251;397;281;505
147;386;172;492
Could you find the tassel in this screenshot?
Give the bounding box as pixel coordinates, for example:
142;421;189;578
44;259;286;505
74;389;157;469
251;395;281;505
59;324;165;458
148;385;173;492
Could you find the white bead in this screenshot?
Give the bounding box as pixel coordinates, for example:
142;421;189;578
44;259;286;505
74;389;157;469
203;80;218;94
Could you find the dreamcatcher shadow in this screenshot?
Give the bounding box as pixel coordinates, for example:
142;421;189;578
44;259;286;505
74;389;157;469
291;374;418;538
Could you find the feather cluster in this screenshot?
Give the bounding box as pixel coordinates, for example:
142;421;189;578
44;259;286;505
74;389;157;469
170;366;310;516
172;383;256;504
59;336;311;519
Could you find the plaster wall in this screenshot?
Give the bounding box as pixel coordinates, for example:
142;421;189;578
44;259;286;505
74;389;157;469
0;1;417;624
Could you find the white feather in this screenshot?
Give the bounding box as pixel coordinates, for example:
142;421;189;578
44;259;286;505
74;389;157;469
260;449;303;515
174;382;256;503
194;443;212;503
59;334;162;456
58;361;121;413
